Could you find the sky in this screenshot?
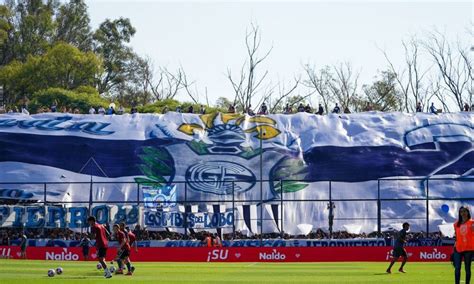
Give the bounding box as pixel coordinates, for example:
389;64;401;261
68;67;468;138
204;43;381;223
85;0;472;108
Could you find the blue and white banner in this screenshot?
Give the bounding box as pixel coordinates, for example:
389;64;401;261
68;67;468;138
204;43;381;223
143;185;177;209
0;112;472;234
0;205;139;229
143;210;234;230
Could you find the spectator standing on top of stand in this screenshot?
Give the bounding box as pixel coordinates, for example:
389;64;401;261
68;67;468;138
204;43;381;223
316;104;324;115
297;103;305;112
430;102;438;114
416;102;422;112
259;102;268;115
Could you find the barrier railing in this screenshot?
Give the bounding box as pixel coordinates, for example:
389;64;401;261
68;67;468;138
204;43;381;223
0;177;472;244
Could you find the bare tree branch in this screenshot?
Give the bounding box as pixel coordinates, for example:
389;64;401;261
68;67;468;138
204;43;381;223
423;30;471;110
226;23;273;112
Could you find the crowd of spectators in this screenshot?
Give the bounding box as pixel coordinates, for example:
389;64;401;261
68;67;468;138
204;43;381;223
0;227;449;245
1;101;473;116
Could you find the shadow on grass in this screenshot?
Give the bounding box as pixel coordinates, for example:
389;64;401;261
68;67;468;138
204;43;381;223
373;273;391;275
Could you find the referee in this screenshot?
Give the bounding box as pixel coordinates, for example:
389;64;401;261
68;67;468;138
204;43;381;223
386;222;410;274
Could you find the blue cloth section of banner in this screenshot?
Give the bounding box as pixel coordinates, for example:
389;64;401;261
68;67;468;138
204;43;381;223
0;132;174;177
1;133;472;181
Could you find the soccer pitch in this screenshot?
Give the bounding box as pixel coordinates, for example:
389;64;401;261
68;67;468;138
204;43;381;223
0;260;453;283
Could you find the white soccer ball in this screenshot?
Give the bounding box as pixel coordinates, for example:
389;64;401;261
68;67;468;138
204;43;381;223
96;263;102;270
56;267;63;275
109;266;116;273
48;269;55;277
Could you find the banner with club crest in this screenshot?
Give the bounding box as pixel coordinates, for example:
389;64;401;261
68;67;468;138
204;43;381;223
0;112;472;234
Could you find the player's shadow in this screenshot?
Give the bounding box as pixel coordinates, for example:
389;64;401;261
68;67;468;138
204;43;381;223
373;273;390;275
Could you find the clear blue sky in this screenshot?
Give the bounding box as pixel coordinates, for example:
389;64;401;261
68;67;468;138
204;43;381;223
86;0;472;108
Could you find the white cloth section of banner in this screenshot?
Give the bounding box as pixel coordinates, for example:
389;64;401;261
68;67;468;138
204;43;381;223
263;204;280;234
342;224;362;235
438;223;455;238
2;112;471;147
250;204;258;236
297;224;313;235
233;205;248;235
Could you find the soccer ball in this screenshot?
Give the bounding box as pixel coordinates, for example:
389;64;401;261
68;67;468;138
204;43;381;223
109;266;116;273
47;269;55;277
96;263;102;270
56;267;63;275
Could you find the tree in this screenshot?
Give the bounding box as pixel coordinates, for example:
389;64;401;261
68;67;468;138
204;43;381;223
0;42;101;103
0;0;55;65
227;23;272;112
215;96;233;111
362;70;402;112
423;30;472;111
10;0;57;61
55;0;92;51
29;86;109;113
328;62;360;111
93;17;136;95
114;53;154;106
268;78;302;113
303;64;333;114
0;4;12;49
380;37;431;112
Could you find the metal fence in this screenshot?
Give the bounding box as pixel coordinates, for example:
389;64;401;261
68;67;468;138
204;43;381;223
0;177;473;239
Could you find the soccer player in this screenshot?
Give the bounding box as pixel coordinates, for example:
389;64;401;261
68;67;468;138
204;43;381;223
79;233;91;261
88;216;112;278
386;222;410;274
115;223;137;274
19;232;27;259
453;206;474;284
113;224;133;276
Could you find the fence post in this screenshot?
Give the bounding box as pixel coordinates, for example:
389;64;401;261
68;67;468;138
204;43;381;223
43;183;47;235
43;183;47;205
260;179;263;247
184;182;188;237
426;178;430;237
377;179;381;236
88;176;93;216
329;181;333;239
280;179;283;239
232;181;235;240
136;182;140;207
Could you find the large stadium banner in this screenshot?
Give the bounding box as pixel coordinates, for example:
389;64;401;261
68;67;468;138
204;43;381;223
0;112;472;234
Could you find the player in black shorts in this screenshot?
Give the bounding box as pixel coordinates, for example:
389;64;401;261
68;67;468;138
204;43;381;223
386;222;410;273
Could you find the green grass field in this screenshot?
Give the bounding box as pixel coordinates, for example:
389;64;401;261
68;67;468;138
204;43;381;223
0;260;455;283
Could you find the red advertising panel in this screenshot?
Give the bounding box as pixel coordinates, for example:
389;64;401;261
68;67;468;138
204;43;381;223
0;246;452;262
